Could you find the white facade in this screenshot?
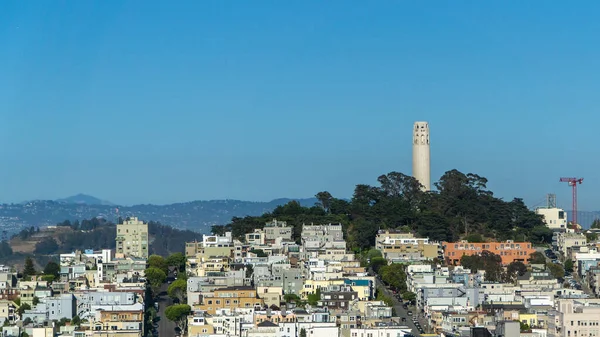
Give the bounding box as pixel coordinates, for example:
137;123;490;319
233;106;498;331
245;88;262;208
350;326;413;337
412;121;431;191
536;207;567;229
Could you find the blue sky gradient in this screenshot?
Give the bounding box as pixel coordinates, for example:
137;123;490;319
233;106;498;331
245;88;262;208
1;1;599;208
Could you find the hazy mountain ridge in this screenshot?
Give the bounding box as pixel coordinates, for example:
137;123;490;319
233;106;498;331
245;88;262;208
55;193;115;206
0;197;319;236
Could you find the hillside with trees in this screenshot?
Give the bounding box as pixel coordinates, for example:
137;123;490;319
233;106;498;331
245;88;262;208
1;217;202;266
215;169;552;251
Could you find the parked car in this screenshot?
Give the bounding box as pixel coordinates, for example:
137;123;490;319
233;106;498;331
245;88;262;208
407;311;413;316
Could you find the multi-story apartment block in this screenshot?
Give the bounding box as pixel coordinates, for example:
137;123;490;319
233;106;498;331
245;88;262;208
94;307;144;335
301;224;344;250
263;219;293;243
443;240;535;265
245;229;266;246
193;286;264;315
115;217;148;259
317;284;358;310
549;299;600;337
557;232;587;256
536;206;568;230
75;291;137;321
375;230;440;262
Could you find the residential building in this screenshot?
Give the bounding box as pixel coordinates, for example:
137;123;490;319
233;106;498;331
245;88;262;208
263;219;293;243
193;286;264;315
442;240;535;265
536;207;568;230
557;232;587;256
115;217;148;259
375;230;440;262
550;299;600;337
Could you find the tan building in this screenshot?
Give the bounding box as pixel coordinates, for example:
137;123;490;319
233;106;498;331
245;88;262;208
92;308;144;337
263;219;293;243
557;232;587;256
193;286;263;315
116;217;149;259
550;299;600;337
188;256;230;277
375;230;440;262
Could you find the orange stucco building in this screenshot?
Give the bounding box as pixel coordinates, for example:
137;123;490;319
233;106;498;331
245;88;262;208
443;240;535;265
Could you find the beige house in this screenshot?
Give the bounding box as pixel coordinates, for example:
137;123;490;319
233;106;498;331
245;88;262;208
375;230;439;262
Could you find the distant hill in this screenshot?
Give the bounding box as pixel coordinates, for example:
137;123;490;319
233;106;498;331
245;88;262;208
0;197;318;237
56;194;115;206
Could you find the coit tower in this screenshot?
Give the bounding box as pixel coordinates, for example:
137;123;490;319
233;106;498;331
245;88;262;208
412;121;430;191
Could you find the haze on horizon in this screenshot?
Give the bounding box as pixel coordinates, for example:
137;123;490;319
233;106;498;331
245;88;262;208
1;2;599;210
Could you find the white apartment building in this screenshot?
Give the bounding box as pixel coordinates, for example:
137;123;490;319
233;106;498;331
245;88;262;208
350;325;413;337
536;207;568;230
60;249;112;266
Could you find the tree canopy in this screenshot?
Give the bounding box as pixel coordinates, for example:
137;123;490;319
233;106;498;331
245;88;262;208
145;267;167;296
165;304;191;331
23;257;36;279
221;170;547;251
43;261;60;278
167;279;187;303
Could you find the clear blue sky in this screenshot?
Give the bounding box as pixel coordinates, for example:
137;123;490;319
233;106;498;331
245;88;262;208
1;1;599;209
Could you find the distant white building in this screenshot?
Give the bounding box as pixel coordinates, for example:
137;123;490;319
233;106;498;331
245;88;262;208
536;207;567;229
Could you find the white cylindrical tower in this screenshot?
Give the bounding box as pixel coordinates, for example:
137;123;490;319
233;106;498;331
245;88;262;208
412;121;431;191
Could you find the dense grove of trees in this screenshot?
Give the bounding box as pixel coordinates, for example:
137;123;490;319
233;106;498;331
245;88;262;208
216;170;551;251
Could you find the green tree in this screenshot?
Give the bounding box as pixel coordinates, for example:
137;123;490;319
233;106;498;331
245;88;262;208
300;328;307;337
564;259;574;274
17;303;31;317
505;261;528;283
0;241;13;259
379;264;407;292
21;332;30;337
167;279;187;303
71;315;81;326
547;262;565;279
34;237;59;254
165;304;191;332
460;251;502;282
43;261;60;278
40;275;55;282
145;267;167;296
32;297;39;306
284;294;301;303
245;264;254;279
148;255;168;274
529;252;546;265
402;292;416;302
586;232;598;242
369;257;388;274
249;249;268;257
23;257;36;279
2;318;8;326
465;233;484;243
166;253;186;272
520;321;530;331
375;290;394;307
315;191;334;213
307;288;321;306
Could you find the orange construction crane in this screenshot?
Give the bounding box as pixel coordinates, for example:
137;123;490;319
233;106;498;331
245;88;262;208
559;177;584;226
